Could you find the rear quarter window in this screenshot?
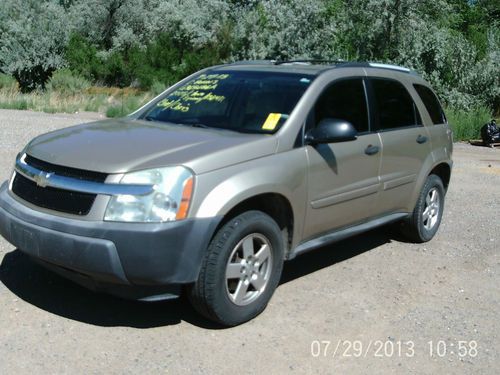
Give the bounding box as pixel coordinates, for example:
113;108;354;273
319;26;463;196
414;84;447;125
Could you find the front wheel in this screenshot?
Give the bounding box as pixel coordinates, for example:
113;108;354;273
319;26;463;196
399;174;445;243
188;211;284;326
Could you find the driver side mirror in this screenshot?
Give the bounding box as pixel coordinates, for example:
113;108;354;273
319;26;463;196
305;118;358;144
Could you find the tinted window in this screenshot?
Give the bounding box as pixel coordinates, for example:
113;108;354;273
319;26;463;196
313;78;369;132
371;79;421;130
414;84;446;124
142;71;313;134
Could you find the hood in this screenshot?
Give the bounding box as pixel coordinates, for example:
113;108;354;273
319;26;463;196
25;119;277;175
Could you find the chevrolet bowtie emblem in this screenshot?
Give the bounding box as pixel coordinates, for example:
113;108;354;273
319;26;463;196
34;171;53;188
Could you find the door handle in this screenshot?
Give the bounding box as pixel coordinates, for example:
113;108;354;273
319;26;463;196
365;144;379;155
416;135;428;144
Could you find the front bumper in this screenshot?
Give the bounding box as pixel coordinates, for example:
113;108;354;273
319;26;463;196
0;182;221;300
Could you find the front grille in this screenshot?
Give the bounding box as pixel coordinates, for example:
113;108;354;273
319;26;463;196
12;173;96;215
11;155;107;216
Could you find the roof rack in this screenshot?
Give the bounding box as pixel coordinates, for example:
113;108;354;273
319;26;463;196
273;60;418;74
274;59;346;65
368;63;411;73
228;59;348;66
368;62;420;76
227;60;276;66
225;59;419;76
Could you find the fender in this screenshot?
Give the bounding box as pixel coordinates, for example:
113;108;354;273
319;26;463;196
192;148;308;247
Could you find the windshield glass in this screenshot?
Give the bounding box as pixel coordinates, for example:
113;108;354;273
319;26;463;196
141;70;314;134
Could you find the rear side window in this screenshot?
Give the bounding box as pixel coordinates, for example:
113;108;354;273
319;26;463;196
313;78;369;133
414;84;446;124
371;78;421;130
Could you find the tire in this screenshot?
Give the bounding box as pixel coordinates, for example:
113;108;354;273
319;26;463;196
399;174;445;243
188;210;284;326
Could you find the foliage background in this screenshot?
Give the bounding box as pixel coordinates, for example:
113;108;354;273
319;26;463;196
0;0;498;133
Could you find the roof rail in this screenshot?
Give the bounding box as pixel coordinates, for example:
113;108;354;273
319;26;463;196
367;62;420;76
225;59;420;76
273;60;419;74
368;63;410;72
227;60;276;66
274;59;346;65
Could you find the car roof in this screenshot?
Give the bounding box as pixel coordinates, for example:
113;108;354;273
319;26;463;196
212;62;329;75
211;60;422;79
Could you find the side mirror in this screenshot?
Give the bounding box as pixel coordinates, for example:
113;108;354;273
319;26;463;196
305;118;358;144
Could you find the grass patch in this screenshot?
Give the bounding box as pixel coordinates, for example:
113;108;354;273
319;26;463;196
446;105;493;141
0;73;18;90
0;97;29;110
0;84;153;117
105;95;147;118
0;71;153;116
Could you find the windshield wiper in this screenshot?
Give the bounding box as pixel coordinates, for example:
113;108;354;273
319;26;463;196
143;117;211;129
144;115;160;122
187;123;210;129
143;118;255;134
185;123;264;134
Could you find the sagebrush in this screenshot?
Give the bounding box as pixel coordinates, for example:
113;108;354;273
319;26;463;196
0;0;497;114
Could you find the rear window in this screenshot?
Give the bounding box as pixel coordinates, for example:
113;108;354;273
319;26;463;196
414;84;446;124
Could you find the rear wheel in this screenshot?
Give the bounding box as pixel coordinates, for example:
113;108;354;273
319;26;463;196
399;174;445;243
188;210;284;326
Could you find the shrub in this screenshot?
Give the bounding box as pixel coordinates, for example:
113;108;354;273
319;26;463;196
100;51;130;87
65;34;102;81
0;0;70;92
150;80;167;96
0;74;17;90
91;32;229;90
45;69;91;96
446;105;493;141
106;95;150;118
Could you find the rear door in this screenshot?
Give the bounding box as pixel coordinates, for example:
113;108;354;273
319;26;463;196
413;83;453;159
368;77;431;214
302;78;382;240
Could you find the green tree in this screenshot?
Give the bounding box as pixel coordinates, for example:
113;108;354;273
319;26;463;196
65;34;102;81
230;0;334;60
0;0;70;92
0;0;497;113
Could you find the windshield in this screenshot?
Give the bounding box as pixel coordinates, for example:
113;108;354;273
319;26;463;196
141;70;314;134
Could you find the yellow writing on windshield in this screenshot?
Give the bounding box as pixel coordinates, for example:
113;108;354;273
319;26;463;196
157;98;190;112
158;73;230;112
177;90;225;104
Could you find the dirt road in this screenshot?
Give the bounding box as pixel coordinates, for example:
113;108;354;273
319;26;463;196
0;109;498;374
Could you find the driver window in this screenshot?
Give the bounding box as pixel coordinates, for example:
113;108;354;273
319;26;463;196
309;78;369;133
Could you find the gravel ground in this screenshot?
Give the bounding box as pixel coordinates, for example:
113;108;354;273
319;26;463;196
0;109;499;374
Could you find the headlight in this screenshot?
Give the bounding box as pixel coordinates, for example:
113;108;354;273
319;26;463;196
104;167;193;223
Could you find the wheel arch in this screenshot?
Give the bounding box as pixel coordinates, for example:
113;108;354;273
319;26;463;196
408;158;452;212
213;192;295;256
429;162;451;192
